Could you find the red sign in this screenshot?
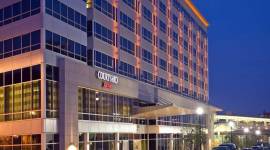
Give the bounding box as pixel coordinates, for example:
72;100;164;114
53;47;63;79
102;82;113;89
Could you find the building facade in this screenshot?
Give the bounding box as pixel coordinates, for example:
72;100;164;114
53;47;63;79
214;115;270;148
0;0;218;150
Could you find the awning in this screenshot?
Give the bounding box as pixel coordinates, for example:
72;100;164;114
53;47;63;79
132;95;221;119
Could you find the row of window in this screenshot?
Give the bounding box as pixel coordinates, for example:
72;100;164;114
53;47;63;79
0;134;41;146
92;50;207;101
45;0;87;32
120;36;135;55
94;0;117;21
0;0;40;27
0;30;40;60
0;65;40;86
93;22;117;46
45;30;87;62
120;11;135;32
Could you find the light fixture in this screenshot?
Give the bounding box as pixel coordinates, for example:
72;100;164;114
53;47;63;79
95;97;99;101
244;127;249;133
255;130;261;136
67;144;77;150
196;107;204;115
228;121;235;128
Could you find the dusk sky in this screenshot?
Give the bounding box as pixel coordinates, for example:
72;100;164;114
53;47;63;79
193;0;270;116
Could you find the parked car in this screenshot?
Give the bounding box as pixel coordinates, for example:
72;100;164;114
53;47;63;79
251;146;263;150
219;143;237;150
213;146;230;150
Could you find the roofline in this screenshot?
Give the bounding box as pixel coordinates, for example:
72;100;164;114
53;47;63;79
184;0;209;28
216;115;270;122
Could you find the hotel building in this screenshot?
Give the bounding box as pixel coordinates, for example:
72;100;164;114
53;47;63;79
0;0;219;149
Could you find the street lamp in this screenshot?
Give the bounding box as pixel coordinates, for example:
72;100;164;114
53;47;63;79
244;127;249;147
255;129;261;143
228;121;235;143
196;107;204;150
67;144;77;150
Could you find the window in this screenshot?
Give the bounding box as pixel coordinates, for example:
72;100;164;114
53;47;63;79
45;30;87;62
184;40;188;51
159;20;166;33
141;70;153;84
94;50;114;71
159;1;166;15
0;30;40;60
120;36;135;55
94;22;117;46
173;66;178;76
45;0;86;32
94;0;117;21
172;14;178;26
0;0;40;27
123;0;135;9
173;48;178;60
159;58;167;71
142;27;152;43
173;31;178;43
157;77;167;89
119;61;136;79
159;39;167;52
0;65;41;122
142;49;152;64
184;72;188;81
183;56;188;66
142;6;152;23
120;11;135;32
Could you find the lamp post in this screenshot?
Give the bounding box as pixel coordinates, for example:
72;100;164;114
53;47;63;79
255;129;261;143
228;121;235;143
196;107;204;150
244;127;249;148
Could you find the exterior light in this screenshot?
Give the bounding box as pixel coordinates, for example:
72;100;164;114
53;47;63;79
244;127;249;133
67;144;77;150
228;121;235;128
196;107;204;115
95;97;99;101
255;130;261;136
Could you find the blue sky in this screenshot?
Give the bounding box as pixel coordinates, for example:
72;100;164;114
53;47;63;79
193;0;270;115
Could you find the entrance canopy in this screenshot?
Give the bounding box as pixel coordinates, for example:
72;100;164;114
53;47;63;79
132;94;221;119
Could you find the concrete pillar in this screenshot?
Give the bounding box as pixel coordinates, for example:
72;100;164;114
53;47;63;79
169;133;174;150
84;133;89;150
206;113;215;150
182;134;185;150
58;58;79;150
115;133;120;150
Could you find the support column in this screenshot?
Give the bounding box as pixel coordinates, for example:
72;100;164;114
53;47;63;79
115;133;120;150
84;133;89;150
182;134;185;150
206;113;215;150
169;133;174;150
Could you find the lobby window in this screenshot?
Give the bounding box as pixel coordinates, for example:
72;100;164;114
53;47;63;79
94;50;115;71
172;83;179;92
94;22;117;46
142;6;152;23
159;20;167;33
0;30;40;60
0;134;41;149
120;11;135;32
159;39;167;52
94;0;117;21
119;61;136;79
46;65;59;118
0;65;41;122
120;36;135;55
142;49;152;64
45;30;87;62
0;0;40;27
45;0;87;32
142;27;152;43
159;58;167;71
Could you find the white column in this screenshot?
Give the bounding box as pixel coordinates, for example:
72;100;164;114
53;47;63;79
169;133;174;150
115;133;120;150
84;133;89;150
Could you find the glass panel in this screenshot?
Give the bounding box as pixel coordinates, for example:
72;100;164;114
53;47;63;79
0;87;4;121
4;86;13;121
13;83;22;120
22;82;32;119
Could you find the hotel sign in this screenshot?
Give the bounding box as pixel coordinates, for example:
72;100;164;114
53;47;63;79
96;71;119;84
